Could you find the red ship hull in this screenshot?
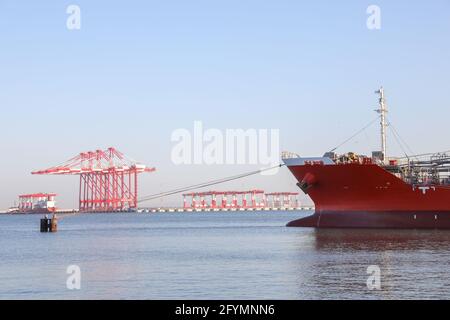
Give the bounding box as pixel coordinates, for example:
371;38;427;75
286;162;450;229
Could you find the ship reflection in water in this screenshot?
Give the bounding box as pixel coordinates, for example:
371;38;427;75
295;228;450;299
0;211;449;299
312;228;450;251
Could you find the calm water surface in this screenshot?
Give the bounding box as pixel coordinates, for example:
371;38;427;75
0;211;449;300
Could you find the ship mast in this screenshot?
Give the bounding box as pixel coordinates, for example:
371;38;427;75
375;87;388;162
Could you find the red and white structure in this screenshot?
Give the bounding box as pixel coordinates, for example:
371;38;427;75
265;192;299;209
182;190;299;209
32;147;155;212
18;193;57;213
183;190;266;209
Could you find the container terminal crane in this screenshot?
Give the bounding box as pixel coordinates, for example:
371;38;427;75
32;147;155;212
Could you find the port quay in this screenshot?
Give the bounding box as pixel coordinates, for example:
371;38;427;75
137;205;314;214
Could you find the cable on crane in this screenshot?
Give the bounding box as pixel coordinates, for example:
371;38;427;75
328;115;381;153
385;116;418;160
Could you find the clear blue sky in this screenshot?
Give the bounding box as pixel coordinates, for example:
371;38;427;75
0;0;449;209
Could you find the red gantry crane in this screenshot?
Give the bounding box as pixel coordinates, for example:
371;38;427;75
182;190;300;209
32;147;155;212
265;192;299;208
182;190;267;209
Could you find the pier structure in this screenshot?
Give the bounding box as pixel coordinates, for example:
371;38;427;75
32;147;155;212
183;190;267;210
265;192;299;209
18;193;57;213
182;190;300;210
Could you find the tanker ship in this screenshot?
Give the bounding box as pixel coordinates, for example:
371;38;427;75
283;88;450;228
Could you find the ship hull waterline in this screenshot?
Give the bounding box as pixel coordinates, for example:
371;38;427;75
288;211;450;229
